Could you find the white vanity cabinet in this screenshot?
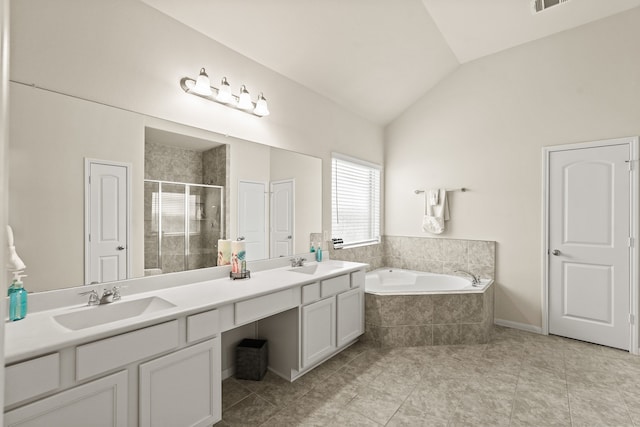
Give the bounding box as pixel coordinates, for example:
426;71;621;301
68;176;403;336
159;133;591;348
260;268;366;380
301;297;336;368
4;309;221;427
5;370;128;427
139;338;220;427
336;287;364;347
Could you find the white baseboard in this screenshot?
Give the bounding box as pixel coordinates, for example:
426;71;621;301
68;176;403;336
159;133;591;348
494;318;543;334
222;367;234;381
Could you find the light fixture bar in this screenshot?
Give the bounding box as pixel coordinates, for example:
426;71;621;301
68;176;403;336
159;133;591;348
180;68;270;117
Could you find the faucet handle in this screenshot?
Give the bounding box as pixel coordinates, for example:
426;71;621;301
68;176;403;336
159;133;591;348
79;289;100;306
112;285;127;301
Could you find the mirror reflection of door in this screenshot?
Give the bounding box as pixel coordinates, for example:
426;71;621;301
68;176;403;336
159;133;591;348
271;179;294;257
84;159;130;285
238;181;267;261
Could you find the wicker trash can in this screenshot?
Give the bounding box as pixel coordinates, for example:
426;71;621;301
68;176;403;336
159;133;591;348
235;339;268;381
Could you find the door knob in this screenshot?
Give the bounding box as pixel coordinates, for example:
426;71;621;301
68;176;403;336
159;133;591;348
117;246;125;251
552;249;561;256
287;235;292;239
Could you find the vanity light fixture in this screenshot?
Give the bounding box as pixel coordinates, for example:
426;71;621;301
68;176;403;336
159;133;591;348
180;68;270;117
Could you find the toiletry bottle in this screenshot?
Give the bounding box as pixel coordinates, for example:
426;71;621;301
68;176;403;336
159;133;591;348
316;242;323;262
8;273;28;321
310;242;315;253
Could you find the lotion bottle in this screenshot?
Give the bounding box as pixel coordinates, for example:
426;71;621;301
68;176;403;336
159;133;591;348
315;242;323;262
8;272;28;321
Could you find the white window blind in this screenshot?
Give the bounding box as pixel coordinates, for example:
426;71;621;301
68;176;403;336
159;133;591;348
331;154;381;247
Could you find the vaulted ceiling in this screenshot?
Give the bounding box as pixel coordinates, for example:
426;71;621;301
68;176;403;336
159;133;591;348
141;0;640;125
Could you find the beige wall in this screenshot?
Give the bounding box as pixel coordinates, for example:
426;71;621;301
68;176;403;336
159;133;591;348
385;8;640;328
270;149;322;254
1;0;9;410
9;84;145;292
10;0;384;239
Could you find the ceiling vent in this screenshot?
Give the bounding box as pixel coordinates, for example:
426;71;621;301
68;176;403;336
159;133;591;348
532;0;570;13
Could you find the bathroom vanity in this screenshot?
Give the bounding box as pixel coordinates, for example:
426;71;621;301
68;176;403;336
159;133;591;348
3;259;366;427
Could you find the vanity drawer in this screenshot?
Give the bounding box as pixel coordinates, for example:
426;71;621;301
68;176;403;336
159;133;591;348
302;283;320;305
76;320;179;380
351;270;365;288
235;289;297;325
320;275;350;298
5;353;60;406
187;309;220;343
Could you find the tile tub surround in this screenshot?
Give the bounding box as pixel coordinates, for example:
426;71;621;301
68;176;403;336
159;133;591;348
364;282;494;347
328;236;495;281
218;326;638;426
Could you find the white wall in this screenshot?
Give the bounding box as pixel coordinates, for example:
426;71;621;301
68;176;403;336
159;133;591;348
10;0;384;239
385;8;640;328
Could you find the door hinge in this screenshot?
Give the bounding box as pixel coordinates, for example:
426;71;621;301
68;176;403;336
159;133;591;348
630;313;635;325
629;237;634;248
88;175;91;184
88;233;91;242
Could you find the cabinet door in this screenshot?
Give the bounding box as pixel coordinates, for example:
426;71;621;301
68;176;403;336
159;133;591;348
337;288;364;347
4;371;128;427
139;338;221;427
301;297;336;368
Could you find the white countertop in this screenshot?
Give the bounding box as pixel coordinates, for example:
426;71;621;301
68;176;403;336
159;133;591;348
5;260;366;364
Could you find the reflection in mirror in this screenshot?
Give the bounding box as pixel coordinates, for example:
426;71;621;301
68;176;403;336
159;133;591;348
9;83;322;293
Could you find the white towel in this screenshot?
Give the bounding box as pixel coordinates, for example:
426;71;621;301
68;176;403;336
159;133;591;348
422;189;449;234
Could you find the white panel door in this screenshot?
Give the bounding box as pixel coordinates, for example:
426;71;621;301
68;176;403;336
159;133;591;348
270;179;294;258
86;160;129;285
238;181;267;261
549;143;630;349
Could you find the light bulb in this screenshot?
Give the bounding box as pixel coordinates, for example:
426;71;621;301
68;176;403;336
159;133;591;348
193;68;212;96
216;77;233;103
254;93;270;117
237;85;253;110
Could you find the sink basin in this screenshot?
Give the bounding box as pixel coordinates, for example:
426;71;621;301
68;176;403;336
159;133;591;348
54;296;176;331
288;264;319;275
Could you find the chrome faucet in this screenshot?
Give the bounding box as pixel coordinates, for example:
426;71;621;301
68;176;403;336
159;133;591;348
79;286;123;306
290;257;306;267
455;270;481;286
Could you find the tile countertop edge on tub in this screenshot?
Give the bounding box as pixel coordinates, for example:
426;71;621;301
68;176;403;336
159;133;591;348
5;260;368;364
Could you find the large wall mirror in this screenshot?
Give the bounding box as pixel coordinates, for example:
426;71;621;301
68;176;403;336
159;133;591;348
8;83;322;293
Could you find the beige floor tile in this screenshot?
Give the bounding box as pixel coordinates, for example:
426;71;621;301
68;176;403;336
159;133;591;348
221;394;279;426
386;403;449;427
222;378;253;410
346;385;405;425
217;330;640;427
330;408;383;426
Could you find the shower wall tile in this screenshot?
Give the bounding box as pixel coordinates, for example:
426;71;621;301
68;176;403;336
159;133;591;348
145;140;203;184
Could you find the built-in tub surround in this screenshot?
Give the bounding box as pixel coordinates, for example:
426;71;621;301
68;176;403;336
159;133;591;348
329;235;495;280
364;269;494;347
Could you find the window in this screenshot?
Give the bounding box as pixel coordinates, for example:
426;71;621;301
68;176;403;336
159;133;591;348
331;153;381;247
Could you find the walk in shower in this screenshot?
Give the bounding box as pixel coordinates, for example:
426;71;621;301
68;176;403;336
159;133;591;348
144;180;224;275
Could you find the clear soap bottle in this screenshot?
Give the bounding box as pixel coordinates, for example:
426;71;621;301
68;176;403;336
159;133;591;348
8;272;28;321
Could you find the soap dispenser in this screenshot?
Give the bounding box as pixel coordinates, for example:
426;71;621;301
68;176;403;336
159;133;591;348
315;242;323;262
8;272;28;321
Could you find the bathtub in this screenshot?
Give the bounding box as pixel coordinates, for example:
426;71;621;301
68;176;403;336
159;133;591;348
365;268;491;295
364;268;494;347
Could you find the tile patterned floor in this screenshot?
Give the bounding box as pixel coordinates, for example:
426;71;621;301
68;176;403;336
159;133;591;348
216;326;640;426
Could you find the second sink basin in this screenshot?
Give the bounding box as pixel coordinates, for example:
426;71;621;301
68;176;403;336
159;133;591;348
288;264;319;275
54;296;176;331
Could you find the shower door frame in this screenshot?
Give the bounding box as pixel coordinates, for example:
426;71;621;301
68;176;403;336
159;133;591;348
145;179;225;273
